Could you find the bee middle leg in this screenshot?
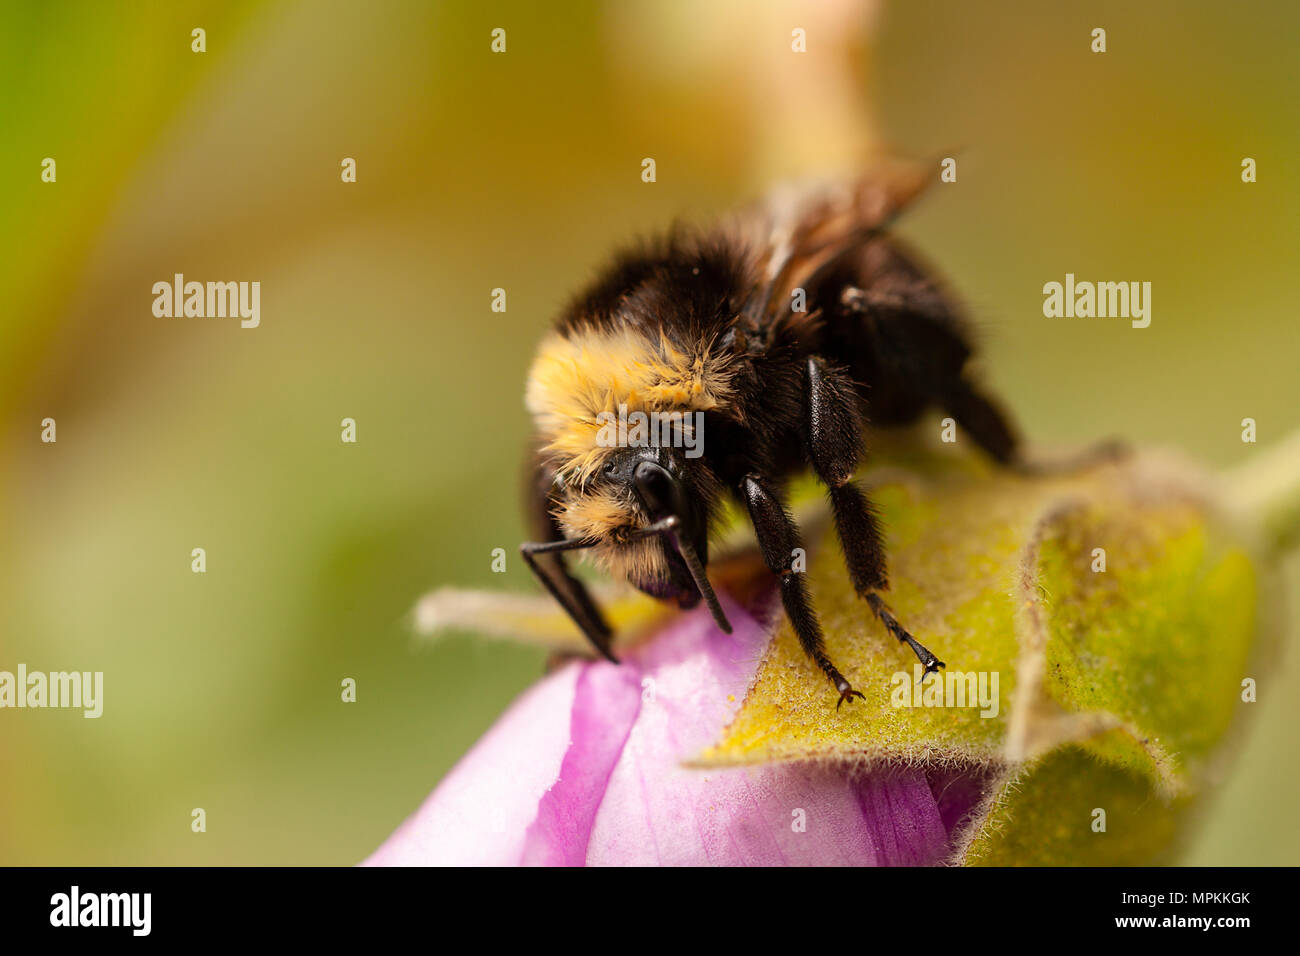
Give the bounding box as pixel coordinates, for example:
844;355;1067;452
804;356;945;677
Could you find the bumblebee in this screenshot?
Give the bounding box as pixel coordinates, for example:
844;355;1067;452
520;171;1046;706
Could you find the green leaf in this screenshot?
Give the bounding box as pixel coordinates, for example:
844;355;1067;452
693;441;1273;864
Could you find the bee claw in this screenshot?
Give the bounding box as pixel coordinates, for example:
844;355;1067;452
834;679;865;709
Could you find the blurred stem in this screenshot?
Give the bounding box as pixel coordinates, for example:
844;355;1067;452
744;0;882;185
1226;428;1300;556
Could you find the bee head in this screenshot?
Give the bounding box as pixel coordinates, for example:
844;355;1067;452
555;446;715;604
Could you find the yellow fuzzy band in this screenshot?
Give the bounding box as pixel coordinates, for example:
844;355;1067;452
525;325;734;482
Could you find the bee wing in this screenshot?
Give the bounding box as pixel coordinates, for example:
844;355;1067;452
732;160;933;326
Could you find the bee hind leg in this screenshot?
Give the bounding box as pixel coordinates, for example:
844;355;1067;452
940;376;1128;475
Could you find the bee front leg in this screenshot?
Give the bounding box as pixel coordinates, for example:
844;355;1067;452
520;539;617;663
739;473;864;708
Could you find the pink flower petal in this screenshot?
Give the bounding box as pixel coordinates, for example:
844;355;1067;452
366;592;986;866
361;665;580;866
521;663;641;865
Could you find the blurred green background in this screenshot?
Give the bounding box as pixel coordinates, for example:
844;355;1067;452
1;0;1296;865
